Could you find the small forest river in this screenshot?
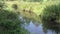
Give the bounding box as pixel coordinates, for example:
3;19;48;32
19;16;60;34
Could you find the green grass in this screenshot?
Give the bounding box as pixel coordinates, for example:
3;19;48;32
5;1;60;15
4;1;44;15
3;1;60;23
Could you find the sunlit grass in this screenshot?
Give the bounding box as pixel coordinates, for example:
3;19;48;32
5;1;60;15
5;1;44;15
4;1;60;22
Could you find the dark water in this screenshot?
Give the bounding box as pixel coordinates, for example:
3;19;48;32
19;16;60;34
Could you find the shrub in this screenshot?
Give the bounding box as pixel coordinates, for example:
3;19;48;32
0;2;21;34
0;2;29;34
41;3;60;23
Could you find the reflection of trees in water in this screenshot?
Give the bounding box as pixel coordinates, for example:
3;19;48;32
42;21;60;34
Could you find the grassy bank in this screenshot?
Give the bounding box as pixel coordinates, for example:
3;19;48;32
3;1;60;23
5;1;60;15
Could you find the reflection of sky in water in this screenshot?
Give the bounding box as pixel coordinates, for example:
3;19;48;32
24;21;44;34
24;21;60;34
19;16;60;34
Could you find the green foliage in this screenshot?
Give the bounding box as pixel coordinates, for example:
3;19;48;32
0;9;21;34
0;2;30;34
41;3;60;23
0;2;5;9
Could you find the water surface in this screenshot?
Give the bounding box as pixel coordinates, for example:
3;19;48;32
19;16;60;34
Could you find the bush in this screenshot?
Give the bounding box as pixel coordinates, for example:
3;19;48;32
41;3;60;23
0;9;22;34
0;2;30;34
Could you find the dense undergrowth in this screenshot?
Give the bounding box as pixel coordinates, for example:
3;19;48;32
0;2;29;34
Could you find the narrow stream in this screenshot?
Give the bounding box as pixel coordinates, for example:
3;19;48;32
23;21;60;34
19;16;60;34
